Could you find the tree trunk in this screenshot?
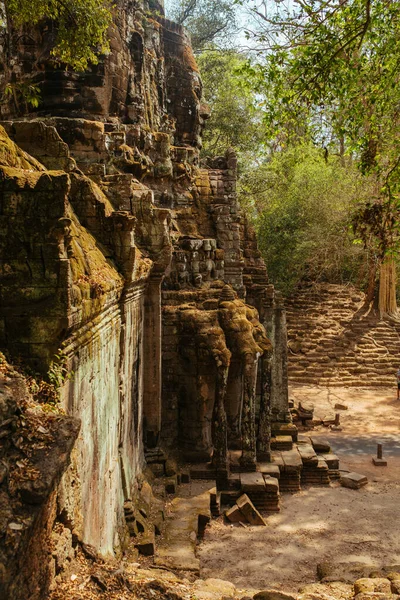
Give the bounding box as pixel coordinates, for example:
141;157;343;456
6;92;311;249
365;253;378;305
378;257;397;316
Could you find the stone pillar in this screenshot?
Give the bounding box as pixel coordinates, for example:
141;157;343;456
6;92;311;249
143;275;162;448
212;366;229;487
270;292;290;423
264;287;290;424
257;356;272;461
225;358;243;449
240;355;258;470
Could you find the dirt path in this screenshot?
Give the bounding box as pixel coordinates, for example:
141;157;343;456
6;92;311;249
198;386;400;594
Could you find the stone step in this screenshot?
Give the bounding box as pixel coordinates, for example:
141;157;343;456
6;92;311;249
287;283;400;386
154;491;211;573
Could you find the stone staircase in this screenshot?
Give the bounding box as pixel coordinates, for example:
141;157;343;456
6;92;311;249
286;283;400;386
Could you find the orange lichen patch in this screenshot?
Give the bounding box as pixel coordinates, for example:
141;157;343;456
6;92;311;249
219;298;272;358
86;177;115;217
245;304;273;355
0;166;46;188
183;45;199;73
68;207;123;313
179;307;231;367
0;125;46;171
132;247;153;282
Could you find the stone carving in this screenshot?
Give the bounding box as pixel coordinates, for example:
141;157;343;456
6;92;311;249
0;0;291;593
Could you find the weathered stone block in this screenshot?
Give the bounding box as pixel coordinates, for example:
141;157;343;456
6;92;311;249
341;472;368;489
253;591;296;600
319;453;339;469
311;438;331;453
135;530;156;556
297;443;318;465
281;449;303;472
257;463;280;479
372;457;387;467
225;504;244;523
240;472;266;493
236;494;266;526
354;578;391;595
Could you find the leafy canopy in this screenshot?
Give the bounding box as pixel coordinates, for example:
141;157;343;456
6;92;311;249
249;144;371;294
165;0;237;52
198;50;263;157
6;0;113;71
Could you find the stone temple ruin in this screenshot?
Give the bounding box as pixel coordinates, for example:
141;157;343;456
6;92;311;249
0;1;342;598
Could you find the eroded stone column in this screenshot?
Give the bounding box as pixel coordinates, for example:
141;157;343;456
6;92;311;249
212;365;229;486
143;275;162;448
270;292;290;423
240;355;258;470
257;355;272;461
225;358;243;449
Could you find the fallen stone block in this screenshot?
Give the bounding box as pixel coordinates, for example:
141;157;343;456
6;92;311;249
181;470;191;483
317;561;377;583
253;590;296;600
334;402;348;410
354;593;392;600
372;457;387;467
236;494;266;526
225;504;244;523
390;579;400;594
354;578;391;595
310;438;331;453
193;577;236;600
330;424;343;431
135;530;155;556
341;472;368;490
298;582;353;600
322;413;336;425
299;401;314;414
165;477;177;494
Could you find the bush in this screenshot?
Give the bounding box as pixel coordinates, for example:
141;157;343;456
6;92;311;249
240;145;372;295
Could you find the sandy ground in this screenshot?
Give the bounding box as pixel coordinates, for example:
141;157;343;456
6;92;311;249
198;386;400;593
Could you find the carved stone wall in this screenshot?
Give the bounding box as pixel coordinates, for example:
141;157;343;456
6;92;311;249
0;0;290;587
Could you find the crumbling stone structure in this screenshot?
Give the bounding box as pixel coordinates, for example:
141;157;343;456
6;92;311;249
0;0;290;591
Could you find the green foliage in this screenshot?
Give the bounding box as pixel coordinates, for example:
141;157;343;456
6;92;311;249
47;351;73;390
198;50;264;156
240;0;400;151
6;0;113;71
233;0;400;307
246;145;370;294
165;0;237;52
3;82;41;109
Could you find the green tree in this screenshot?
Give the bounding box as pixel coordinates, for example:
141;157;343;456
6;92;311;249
4;0;112;71
165;0;237;52
247;144;371;295
239;0;400;315
198;50;263;157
